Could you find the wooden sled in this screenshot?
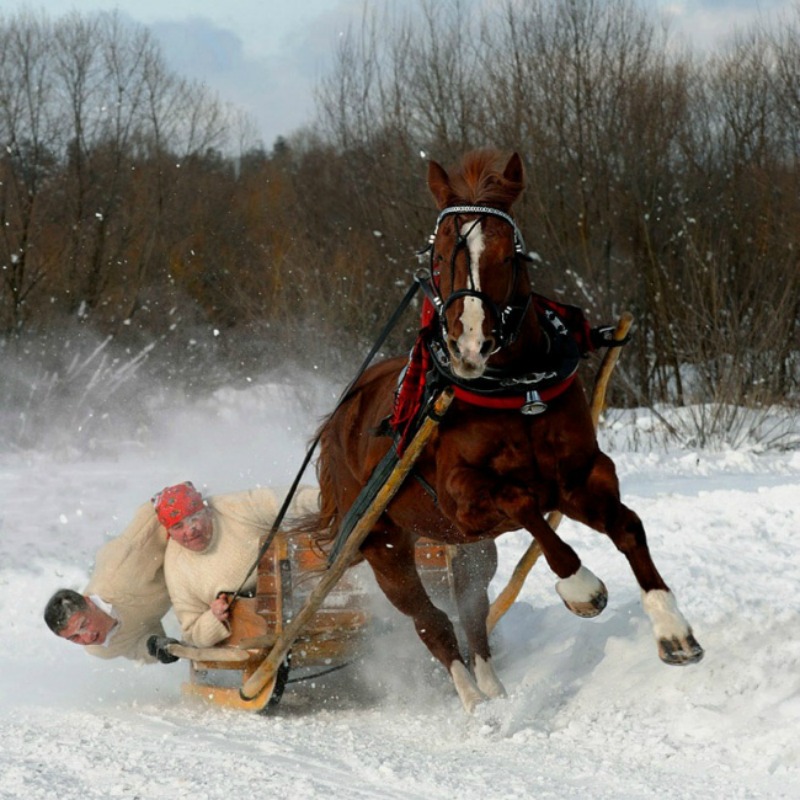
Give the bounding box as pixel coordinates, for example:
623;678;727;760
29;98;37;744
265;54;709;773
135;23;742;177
178;529;456;712
179;527;370;712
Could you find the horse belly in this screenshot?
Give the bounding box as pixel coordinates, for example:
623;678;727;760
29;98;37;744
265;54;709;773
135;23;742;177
384;480;466;544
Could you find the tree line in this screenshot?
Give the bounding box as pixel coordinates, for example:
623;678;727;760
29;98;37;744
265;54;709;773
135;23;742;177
1;1;799;431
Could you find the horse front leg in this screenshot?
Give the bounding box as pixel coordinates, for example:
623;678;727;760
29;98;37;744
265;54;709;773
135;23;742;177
492;488;609;619
563;451;704;666
361;529;486;713
444;464;609;620
449;540;506;700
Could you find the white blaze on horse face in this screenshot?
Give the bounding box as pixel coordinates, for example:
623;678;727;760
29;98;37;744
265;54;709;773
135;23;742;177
451;221;489;377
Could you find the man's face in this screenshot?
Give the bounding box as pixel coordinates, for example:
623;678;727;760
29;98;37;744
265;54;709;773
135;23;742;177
59;602;114;646
168;509;213;552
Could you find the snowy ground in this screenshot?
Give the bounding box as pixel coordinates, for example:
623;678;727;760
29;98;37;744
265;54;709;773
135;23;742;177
1;378;799;799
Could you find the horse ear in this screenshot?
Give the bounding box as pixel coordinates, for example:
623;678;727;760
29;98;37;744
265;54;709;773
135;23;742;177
503;152;524;187
427;159;452;209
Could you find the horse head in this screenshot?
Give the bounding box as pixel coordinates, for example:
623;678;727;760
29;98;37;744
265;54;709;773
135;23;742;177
425;150;536;380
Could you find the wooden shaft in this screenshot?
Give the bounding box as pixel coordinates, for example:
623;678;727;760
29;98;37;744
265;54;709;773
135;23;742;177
485;312;634;634
589;312;633;428
241;387;454;702
167;643;252;663
484;537;544;633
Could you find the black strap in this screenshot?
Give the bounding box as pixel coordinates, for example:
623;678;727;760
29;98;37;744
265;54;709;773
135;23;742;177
590;325;632;349
228;277;424;605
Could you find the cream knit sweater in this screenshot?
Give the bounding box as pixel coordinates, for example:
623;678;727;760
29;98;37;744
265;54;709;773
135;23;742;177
84;502;170;663
164;486;318;647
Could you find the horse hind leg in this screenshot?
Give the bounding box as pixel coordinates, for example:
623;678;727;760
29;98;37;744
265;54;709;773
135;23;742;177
450;540;506;700
362;530;486;713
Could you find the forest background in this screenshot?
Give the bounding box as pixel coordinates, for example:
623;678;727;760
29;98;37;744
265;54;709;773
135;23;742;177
1;0;799;451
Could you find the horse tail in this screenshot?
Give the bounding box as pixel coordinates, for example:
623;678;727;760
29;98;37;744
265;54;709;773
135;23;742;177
283;417;341;559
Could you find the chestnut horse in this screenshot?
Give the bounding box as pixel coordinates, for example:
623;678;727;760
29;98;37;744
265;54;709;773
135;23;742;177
311;150;703;712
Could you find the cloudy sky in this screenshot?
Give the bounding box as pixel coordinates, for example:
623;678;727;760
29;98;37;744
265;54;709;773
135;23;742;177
3;0;797;147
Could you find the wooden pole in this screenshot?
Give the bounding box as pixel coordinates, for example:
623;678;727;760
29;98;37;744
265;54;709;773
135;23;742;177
167;643;252;663
485;312;634;634
240;387;455;703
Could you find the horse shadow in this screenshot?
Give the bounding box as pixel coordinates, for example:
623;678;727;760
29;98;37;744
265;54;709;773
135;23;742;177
487;595;649;735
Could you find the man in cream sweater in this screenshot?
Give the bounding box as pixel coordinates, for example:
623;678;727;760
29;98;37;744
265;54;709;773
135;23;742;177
44;501;170;663
45;482;318;664
156;481;318;652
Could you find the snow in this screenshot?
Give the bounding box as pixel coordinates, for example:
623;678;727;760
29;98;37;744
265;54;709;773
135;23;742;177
1;381;799;799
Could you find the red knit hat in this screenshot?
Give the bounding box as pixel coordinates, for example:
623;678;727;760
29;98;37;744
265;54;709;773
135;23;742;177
152;482;205;529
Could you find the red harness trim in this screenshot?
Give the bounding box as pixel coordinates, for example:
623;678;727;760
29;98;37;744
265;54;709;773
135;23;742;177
452;371;577;409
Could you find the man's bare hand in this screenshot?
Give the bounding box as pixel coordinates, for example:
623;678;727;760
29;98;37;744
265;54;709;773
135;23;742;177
210;593;231;622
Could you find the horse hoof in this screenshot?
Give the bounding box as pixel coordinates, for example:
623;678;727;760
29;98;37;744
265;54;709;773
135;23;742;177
474;656;507;700
563;591;608;618
451;661;486;714
556;569;608;618
658;631;704;665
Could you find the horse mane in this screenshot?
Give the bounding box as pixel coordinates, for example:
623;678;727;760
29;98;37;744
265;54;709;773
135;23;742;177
446;149;524;209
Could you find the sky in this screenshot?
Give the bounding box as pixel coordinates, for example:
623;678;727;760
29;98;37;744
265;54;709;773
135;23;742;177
2;0;797;147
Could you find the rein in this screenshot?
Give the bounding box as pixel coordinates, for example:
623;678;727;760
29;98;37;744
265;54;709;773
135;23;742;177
227;276;425;608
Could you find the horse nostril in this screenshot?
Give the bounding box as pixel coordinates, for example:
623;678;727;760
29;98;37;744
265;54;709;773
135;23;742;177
480;338;495;356
448;337;461;357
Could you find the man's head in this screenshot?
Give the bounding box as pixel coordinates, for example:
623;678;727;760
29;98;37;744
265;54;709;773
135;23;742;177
153;481;213;552
44;589;117;646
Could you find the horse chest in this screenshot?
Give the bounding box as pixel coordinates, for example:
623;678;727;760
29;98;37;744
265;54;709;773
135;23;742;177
439;412;554;477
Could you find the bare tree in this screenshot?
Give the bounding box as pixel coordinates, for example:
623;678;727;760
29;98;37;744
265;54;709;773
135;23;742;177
307;0;799;427
0;11;60;332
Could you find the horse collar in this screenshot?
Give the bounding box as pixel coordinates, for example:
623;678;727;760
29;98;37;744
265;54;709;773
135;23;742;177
452;372;577;415
426;302;581;415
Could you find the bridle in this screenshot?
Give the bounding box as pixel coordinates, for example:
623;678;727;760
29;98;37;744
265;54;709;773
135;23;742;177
418;205;533;354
